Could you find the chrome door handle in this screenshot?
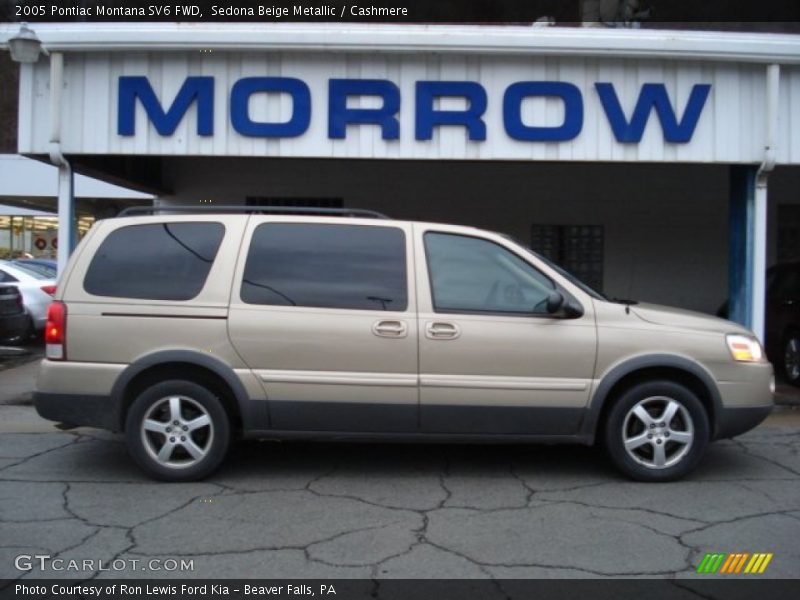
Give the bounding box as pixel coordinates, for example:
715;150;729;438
426;322;460;340
372;320;408;338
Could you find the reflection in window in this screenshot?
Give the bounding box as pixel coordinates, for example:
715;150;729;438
84;222;225;300
425;232;555;314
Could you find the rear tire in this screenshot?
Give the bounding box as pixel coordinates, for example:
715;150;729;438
125;379;230;481
604;380;710;482
6;316;34;346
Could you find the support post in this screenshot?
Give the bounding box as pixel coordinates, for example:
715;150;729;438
48;51;76;276
56;161;75;275
751;174;769;342
728;166;768;342
728;166;755;330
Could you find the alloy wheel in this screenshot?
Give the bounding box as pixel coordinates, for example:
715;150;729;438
622;396;694;469
140;395;214;469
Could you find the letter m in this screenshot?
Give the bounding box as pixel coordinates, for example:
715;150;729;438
118;76;214;136
596;82;711;143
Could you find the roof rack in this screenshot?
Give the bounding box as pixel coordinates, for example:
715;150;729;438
117;205;390;219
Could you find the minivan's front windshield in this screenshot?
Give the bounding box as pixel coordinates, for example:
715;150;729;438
500;235;608;301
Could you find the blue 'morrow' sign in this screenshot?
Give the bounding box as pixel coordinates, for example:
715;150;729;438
117;76;711;144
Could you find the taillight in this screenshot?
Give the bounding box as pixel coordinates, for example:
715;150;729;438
45;301;67;360
41;285;57;296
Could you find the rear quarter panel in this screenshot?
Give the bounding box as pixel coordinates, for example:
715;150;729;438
57;215;249;369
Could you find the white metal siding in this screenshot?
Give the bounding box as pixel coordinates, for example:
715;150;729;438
18;52;799;164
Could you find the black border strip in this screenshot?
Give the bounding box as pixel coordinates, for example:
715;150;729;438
2;579;800;600
2;1;800;24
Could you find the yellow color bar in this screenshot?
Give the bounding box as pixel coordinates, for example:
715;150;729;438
758;553;773;573
745;553;773;574
744;554;761;573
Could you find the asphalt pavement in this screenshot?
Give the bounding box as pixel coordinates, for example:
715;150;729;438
0;375;798;580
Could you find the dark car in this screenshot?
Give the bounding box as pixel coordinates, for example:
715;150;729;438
719;262;800;386
765;262;800;385
0;284;29;344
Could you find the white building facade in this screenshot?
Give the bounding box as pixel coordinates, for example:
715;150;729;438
3;23;800;337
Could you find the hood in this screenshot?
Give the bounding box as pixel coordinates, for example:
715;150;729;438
630;303;753;335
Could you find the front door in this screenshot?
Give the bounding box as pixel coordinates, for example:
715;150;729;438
228;219;418;432
415;226;597;435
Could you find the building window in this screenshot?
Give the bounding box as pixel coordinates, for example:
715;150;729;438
246;197;343;209
531;224;604;292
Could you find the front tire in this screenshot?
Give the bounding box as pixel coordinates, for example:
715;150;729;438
604;380;710;482
125;380;230;481
782;332;800;387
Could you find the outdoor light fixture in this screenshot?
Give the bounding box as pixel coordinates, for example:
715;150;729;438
8;23;44;63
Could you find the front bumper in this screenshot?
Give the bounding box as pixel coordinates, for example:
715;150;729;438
714;361;774;439
715;404;773;439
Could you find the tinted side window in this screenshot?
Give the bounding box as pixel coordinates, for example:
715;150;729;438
12;261;56;279
0;270;18;283
241;223;407;311
7;263;48;280
84;223;225;301
425;232;555;314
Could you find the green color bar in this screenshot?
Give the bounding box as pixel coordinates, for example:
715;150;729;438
698;553;727;574
709;554;727;573
697;554;713;573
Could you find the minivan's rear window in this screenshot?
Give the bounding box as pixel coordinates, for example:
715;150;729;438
84;222;225;301
241;223;407;311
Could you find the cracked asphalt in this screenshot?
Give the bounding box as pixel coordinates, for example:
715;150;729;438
1;404;799;580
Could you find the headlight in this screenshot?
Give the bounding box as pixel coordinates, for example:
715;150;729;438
726;334;764;362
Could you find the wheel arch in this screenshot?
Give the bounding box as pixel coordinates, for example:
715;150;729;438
582;354;722;442
109;350;259;432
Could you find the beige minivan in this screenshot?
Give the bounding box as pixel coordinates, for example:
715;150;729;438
35;208;774;482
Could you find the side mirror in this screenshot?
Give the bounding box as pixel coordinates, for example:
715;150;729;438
546;291;564;314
